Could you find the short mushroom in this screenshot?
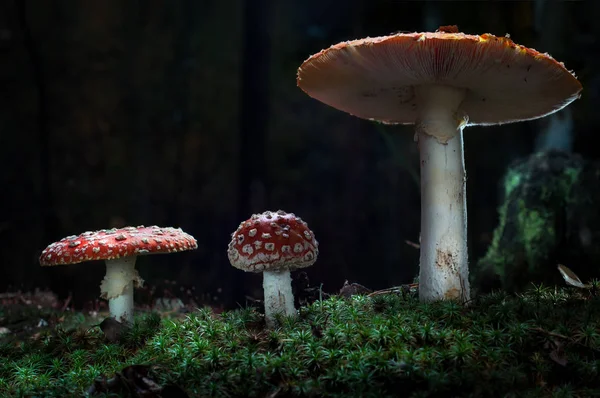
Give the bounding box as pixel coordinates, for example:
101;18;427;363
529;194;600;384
227;210;318;328
40;226;198;323
297;26;582;303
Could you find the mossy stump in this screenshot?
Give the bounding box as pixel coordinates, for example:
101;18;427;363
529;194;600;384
475;150;600;293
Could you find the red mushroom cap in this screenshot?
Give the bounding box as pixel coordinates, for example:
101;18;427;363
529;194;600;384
227;210;319;272
297;27;582;126
39;226;198;266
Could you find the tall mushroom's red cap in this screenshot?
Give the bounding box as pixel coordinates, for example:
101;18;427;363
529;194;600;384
297;26;582;126
39;226;198;266
228;210;319;272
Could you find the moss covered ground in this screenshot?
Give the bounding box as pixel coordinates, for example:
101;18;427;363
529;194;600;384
1;285;599;397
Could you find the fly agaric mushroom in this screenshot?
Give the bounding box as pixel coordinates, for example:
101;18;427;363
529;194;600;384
297;26;582;303
227;210;318;328
40;226;197;323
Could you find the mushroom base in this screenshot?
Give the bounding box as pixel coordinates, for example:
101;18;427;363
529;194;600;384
262;270;296;328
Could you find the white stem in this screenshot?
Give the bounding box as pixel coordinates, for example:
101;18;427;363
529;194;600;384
102;257;137;323
262;269;295;328
415;84;470;303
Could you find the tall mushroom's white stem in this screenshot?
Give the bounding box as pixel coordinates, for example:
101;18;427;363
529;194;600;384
101;256;140;324
415;84;471;303
262;269;296;328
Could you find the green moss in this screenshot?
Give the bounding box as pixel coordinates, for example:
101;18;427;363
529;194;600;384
475;151;600;292
1;288;599;397
517;203;555;272
503;168;522;197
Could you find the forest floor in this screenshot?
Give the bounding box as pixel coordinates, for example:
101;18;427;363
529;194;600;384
0;280;599;397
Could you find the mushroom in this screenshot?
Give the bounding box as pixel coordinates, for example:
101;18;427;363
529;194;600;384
227;210;318;328
40;226;198;323
297;26;582;303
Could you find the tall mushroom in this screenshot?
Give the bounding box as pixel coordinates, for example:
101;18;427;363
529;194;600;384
297;26;582;303
227;210;318;328
40;226;198;323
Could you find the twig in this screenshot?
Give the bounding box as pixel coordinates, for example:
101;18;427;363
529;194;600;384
530;327;569;340
0;292;21;299
60;292;72;312
405;240;420;249
530;326;600;353
368;284;419;297
265;386;282;398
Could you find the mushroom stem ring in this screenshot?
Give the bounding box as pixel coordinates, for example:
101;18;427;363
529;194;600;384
101;256;140;324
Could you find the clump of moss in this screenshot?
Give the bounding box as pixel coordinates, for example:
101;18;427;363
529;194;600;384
474;150;600;292
1;286;599;397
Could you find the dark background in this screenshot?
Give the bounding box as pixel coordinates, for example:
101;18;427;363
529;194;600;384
1;0;598;310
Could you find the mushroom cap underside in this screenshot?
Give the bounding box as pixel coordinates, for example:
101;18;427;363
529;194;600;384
297;30;582;125
228;210;319;273
39;226;198;266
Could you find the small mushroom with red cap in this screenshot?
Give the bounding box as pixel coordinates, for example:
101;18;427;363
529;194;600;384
228;210;319;328
40;226;198;323
297;25;582;303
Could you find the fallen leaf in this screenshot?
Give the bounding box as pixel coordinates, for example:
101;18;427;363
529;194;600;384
545;339;568;366
339;280;372;298
557;264;591;289
86;364;189;397
97;317;130;343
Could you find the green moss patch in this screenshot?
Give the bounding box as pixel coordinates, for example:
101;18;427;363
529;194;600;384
1;286;599;397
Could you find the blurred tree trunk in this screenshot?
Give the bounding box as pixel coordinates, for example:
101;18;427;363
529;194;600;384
16;0;57;250
422;1;441;31
165;0;194;224
345;0;365;283
533;0;573;152
15;0;66;292
121;3;151;223
233;0;272;306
